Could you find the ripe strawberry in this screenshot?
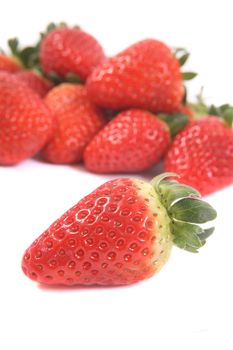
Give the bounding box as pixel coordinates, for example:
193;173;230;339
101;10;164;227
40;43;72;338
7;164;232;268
39;26;106;81
0;72;55;165
86;39;183;113
164;116;233;195
15;70;53;97
22;173;216;286
41;83;105;164
84;109;188;173
0;53;22;73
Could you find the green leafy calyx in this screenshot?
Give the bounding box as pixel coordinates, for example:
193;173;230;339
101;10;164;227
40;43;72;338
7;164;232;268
157;113;189;137
151;173;217;252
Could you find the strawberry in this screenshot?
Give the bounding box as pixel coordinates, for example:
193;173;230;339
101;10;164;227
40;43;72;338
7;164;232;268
86;39;183;113
22;173;216;286
84;109;188;173
41;83;105;164
39;25;106;81
0;72;55;165
0;53;22;73
164;115;233;195
15;70;53;97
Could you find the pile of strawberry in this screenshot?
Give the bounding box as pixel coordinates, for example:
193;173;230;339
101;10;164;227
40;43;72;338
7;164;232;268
1;23;231;287
1;22;233;197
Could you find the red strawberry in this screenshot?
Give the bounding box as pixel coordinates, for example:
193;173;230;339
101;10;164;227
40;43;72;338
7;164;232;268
0;72;55;165
84;109;188;173
86;39;183;113
22;173;216;286
0;53;22;73
41;83;105;164
164;116;233;195
15;70;53;97
39;26;106;81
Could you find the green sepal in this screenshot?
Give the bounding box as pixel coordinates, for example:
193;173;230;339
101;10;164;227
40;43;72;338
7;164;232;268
8;37;40;69
65;72;83;84
46;71;64;84
222;108;233;127
8;38;18;56
182;72;198;80
198;227;215;241
173;48;190;67
182;85;187;105
46;71;83;85
158;182;201;209
171;221;204;252
179;53;190;67
157;113;189;137
169;197;217;224
150;172;178;193
208;104;233;127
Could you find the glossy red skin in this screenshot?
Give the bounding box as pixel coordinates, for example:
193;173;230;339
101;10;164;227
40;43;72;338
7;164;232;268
15;70;53;97
41;84;105;164
164;116;233;195
22;178;160;286
86;39;183;113
0;72;55;165
40;27;106;81
84;109;170;173
0;54;22;73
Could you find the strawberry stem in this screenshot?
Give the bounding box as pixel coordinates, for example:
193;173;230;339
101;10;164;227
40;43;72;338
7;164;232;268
151;173;217;252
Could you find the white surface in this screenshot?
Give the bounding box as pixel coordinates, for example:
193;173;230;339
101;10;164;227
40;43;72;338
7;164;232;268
0;1;233;350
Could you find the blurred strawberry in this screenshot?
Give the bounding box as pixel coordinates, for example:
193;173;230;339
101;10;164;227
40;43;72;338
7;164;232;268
0;72;55;165
84;109;188;173
15;70;53;97
39;24;106;81
41;83;105;164
86;39;184;113
164;109;233;195
0;53;22;73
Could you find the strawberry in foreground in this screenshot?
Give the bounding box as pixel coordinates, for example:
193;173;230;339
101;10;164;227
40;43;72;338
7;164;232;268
41;83;105;164
39;24;106;81
22;173;216;286
86;39;184;113
84;109;188;173
0;72;55;165
164;111;233;195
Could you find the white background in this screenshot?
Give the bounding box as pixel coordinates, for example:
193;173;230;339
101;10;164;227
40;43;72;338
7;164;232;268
0;1;233;349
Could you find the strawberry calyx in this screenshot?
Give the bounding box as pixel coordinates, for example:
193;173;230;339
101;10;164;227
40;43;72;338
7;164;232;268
208;104;233;127
157;113;189;137
46;71;83;85
151;173;217;252
173;47;198;81
8;37;40;70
